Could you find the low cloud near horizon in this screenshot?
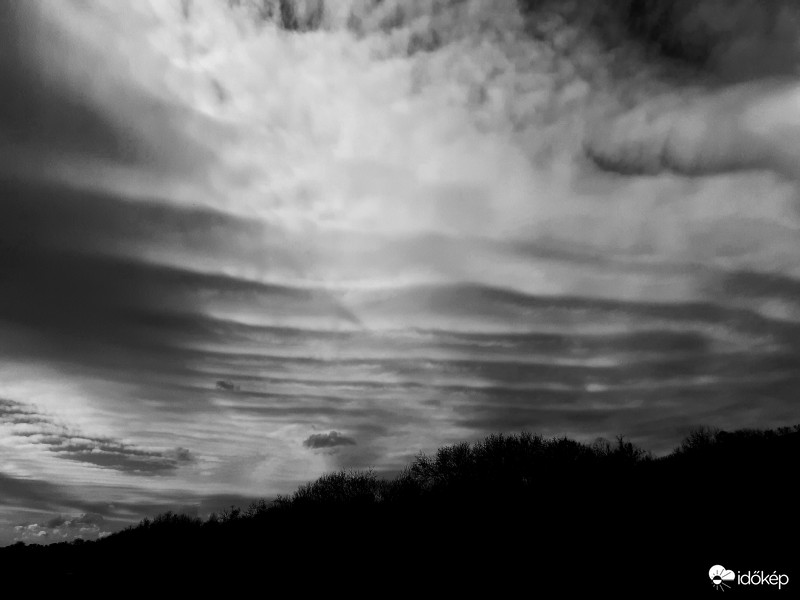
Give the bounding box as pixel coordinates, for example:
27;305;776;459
1;0;799;544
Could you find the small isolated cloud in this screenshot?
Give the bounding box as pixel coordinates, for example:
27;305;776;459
303;431;357;449
167;447;195;463
215;379;240;392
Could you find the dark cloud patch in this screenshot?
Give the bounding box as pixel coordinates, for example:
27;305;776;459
717;269;800;305
300;427;387;471
55;442;195;475
215;379;240;392
517;0;800;80
303;431;357;449
620;0;800;80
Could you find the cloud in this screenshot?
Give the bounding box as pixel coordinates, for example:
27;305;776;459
0;398;195;474
620;0;800;79
555;0;800;179
12;512;108;544
303;431;357;449
216;380;240;392
56;442;195;474
0;472;125;546
1;0;800;542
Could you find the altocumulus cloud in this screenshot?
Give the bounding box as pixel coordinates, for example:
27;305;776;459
303;432;357;450
0;398;195;474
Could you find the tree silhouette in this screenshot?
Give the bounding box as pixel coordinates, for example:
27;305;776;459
1;424;797;594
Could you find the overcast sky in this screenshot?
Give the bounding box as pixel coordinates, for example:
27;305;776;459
2;0;800;545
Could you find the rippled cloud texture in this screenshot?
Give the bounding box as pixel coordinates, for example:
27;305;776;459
1;0;799;544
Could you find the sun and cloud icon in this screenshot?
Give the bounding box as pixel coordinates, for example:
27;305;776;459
709;565;735;591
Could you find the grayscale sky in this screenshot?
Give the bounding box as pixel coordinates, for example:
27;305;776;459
2;0;799;544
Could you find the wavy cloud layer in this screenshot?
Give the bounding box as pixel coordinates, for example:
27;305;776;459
1;0;799;543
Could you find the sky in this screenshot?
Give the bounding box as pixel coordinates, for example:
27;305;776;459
1;0;800;545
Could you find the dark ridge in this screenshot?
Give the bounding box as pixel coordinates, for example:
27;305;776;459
3;424;798;593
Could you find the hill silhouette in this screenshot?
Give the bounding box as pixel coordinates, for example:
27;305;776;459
2;425;797;594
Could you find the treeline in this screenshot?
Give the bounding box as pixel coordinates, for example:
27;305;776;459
3;425;798;593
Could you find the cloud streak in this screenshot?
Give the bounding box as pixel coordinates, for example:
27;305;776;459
1;398;194;474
